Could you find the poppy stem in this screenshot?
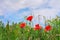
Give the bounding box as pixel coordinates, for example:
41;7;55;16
38;15;40;24
43;16;47;39
21;28;24;40
31;8;34;27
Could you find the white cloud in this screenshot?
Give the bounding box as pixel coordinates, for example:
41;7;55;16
0;0;27;10
25;0;48;9
33;8;58;19
0;0;48;11
0;0;49;16
0;0;60;15
0;10;4;16
0;0;48;17
48;0;60;10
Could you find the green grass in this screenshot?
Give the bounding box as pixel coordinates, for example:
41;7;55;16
0;16;60;40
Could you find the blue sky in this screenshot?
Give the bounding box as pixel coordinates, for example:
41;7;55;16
0;0;60;27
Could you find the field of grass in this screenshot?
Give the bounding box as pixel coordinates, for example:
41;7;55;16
0;16;60;40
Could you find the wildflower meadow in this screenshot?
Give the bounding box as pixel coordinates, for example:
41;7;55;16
0;15;60;40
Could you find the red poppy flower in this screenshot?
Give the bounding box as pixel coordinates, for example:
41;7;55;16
26;15;33;21
34;24;42;30
20;22;26;28
44;25;52;32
